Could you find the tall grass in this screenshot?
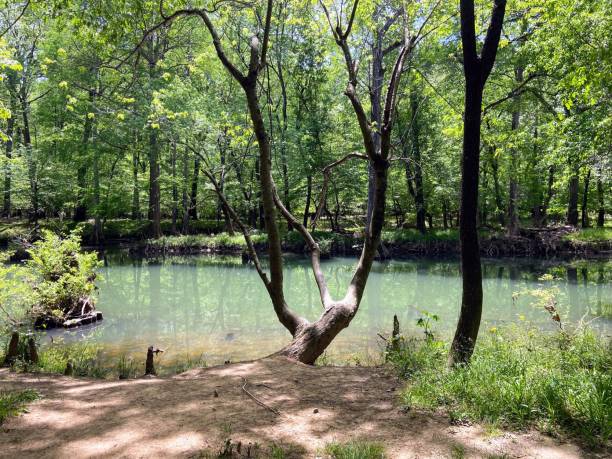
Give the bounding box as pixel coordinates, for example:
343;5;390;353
388;325;611;445
324;440;386;459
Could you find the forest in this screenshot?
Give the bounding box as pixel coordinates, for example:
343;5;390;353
0;0;610;457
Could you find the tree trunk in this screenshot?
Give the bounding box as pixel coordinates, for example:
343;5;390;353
597;170;605;227
506;66;523;237
581;168;591;228
303;174;312;227
567;173;579;226
92;123;103;245
148;126;162;238
181;146;190;233
131;147;140;219
489;146;504;226
189;157;199;220
21;91;38;223
410;93;427;234
2;91;16;217
74;91;95;222
449;0;506;366
171;141;178;234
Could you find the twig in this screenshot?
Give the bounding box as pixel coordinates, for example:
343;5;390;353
241;377;280;415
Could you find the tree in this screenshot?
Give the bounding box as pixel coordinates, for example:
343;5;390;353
449;0;507;366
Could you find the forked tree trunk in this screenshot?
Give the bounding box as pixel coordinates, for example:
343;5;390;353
449;0;506;366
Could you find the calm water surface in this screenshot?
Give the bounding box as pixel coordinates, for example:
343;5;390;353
44;253;612;366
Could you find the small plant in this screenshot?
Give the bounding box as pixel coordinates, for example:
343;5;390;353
0;389;39;425
416;310;439;340
116;355;139;379
324;439;386;459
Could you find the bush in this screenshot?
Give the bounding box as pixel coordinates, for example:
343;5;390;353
26;230;100;326
388;325;611;445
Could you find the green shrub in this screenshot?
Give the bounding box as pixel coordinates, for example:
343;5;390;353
390;325;611;445
0;389;39;425
26;230;100;325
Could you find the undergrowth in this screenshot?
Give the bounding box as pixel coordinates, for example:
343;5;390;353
387;325;611;446
323;440;386;459
0;389;39;425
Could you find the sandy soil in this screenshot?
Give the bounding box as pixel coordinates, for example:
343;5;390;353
0;357;604;458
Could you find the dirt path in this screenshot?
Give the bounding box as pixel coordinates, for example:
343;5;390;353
0;357;600;458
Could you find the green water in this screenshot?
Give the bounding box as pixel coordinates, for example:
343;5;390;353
45;253;612;367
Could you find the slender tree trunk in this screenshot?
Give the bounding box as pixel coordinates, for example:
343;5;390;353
131;147;140;219
74;91;95;222
581;168;591;228
449;0;506;366
506;66;523;236
597;170;605;227
410;93;427;233
189;157;199;220
181;146;190;233
20;92;38;223
303;175;312;227
2;91;16;217
92;125;102;245
171;141;178;234
567;172;579;226
489;146;504;226
148;125;162;238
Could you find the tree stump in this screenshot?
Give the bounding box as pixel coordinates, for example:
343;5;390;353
391;315;401;353
26;337;39;364
145;346;156;376
3;331;19;366
64;360;74;376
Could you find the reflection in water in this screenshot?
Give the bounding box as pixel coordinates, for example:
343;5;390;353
43;253;612;366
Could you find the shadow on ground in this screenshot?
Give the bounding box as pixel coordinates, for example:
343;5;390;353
0;357;598;458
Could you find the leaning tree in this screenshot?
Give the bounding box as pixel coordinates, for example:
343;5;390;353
143;0;437;363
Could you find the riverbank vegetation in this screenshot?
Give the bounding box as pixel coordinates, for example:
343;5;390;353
387;324;611;446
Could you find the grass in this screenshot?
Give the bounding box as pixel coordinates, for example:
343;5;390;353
0;389;39;425
323;440;386;459
146;232;267;250
388;325;611;446
565;227;612;243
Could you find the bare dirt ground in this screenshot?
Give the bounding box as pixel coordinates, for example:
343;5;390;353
0;357;603;458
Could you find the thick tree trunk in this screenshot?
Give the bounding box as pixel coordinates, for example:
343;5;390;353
581;168;591;228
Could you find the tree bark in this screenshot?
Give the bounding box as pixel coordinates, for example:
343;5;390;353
303;175;312;227
131;147;141;220
567;172;579;226
148;125;162;238
410;93;427;233
189;157;199;220
597;170;605;227
2;89;16;217
506;66;523;236
581;168;591;228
